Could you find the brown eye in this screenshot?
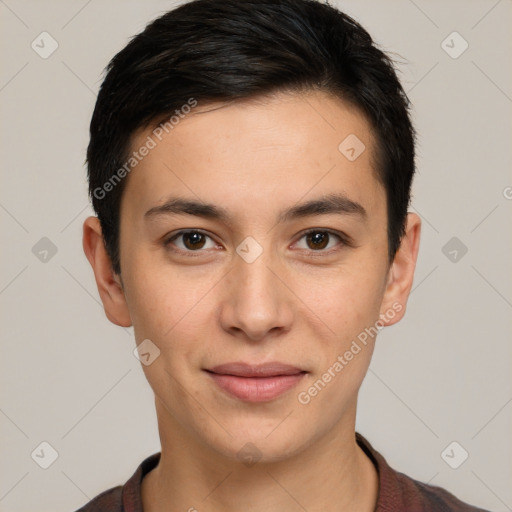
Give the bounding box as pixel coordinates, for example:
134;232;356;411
182;232;206;250
165;230;217;252
306;231;330;250
294;229;345;253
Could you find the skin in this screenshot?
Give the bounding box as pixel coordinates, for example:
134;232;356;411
83;90;421;512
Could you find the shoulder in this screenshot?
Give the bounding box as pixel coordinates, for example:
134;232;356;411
355;433;490;512
73;486;123;512
72;452;160;512
392;468;491;512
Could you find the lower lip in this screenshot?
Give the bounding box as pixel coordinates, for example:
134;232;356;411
206;371;306;402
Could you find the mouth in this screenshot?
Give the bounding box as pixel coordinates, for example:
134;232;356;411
204;362;308;402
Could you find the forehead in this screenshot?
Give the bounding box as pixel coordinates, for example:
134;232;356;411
122;90;384;225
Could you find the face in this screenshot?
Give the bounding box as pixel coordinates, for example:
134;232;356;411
85;90;419;464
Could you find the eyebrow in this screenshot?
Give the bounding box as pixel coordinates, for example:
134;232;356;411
144;193;367;224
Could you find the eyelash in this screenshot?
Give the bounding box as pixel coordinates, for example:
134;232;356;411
163;228;352;257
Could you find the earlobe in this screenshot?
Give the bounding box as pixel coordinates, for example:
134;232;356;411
82;216;132;327
379;213;421;327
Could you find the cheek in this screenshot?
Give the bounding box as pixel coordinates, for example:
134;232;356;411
296;274;382;417
123;256;208;338
123;265;224;390
297;260;385;337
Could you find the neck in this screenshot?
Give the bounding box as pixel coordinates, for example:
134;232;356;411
142;401;378;512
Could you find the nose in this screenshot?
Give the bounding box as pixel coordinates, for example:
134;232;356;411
218;246;294;342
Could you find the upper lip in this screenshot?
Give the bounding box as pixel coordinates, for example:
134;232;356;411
206;362;306;377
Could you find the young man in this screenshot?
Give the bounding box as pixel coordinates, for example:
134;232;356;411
80;0;489;510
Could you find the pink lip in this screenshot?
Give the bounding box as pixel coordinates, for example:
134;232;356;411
205;362;307;402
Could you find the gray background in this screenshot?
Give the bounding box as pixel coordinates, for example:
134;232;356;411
1;0;511;511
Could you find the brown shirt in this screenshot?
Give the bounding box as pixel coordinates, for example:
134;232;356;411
75;433;490;512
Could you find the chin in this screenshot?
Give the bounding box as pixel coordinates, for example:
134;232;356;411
202;422;310;465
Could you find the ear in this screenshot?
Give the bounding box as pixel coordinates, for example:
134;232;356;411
82;216;132;327
379;212;421;326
